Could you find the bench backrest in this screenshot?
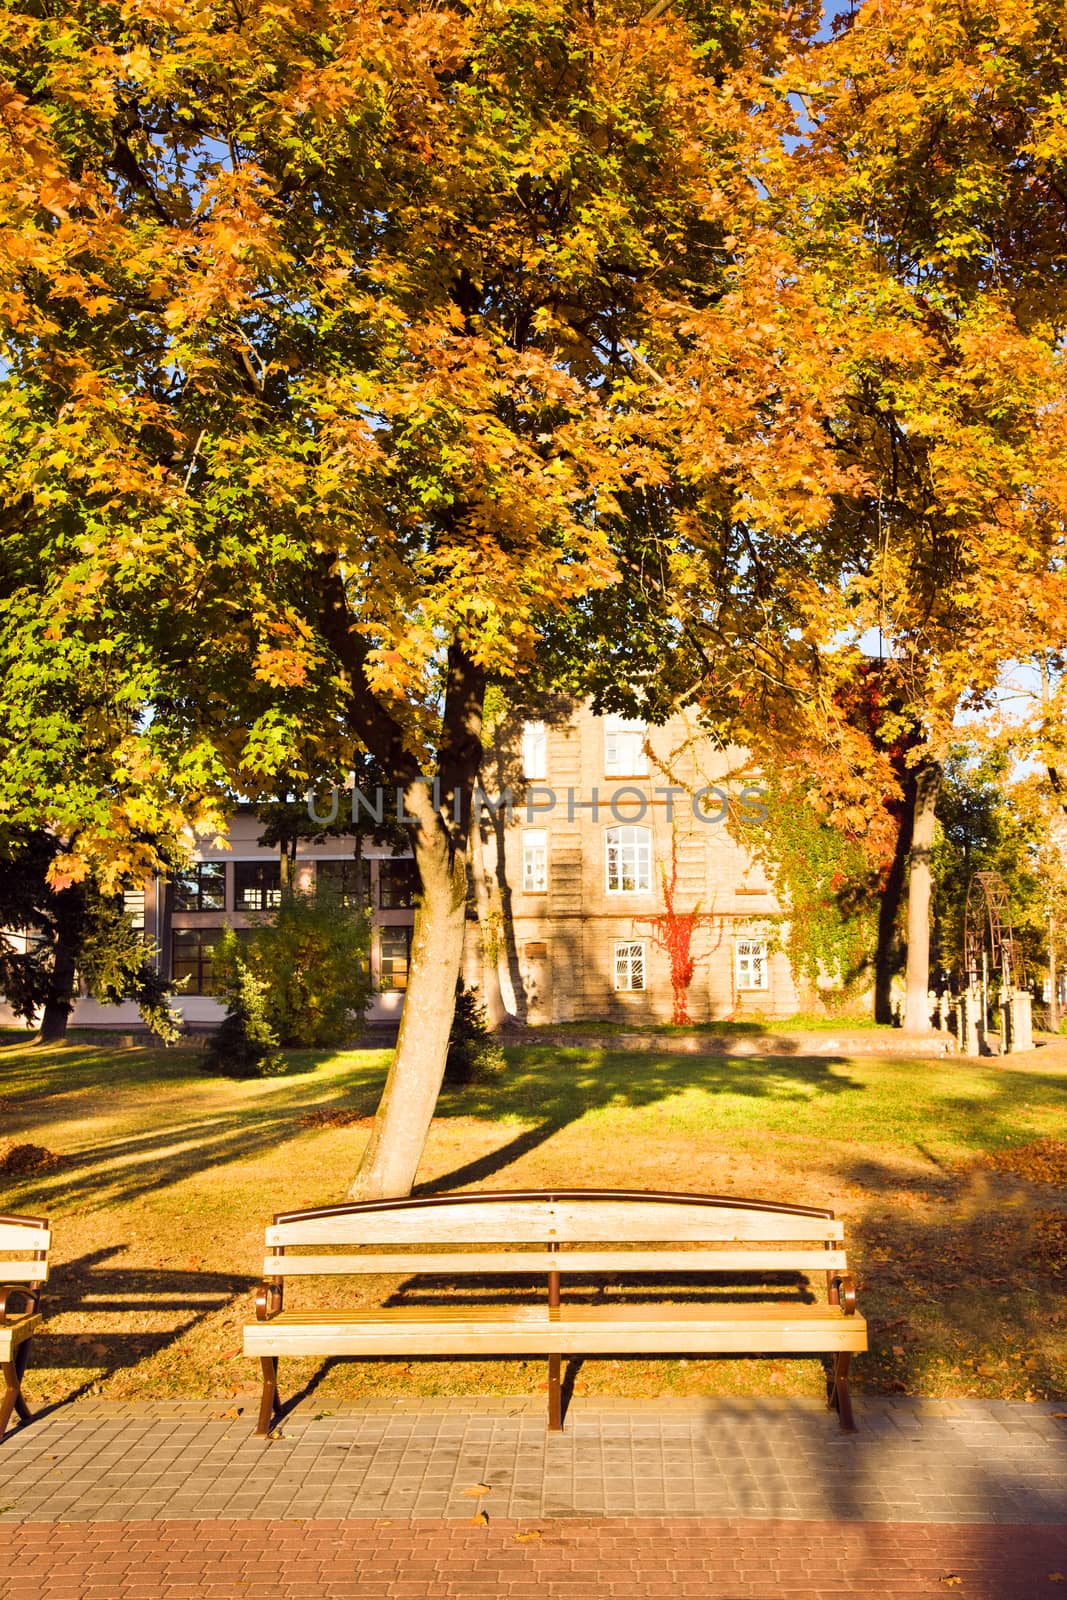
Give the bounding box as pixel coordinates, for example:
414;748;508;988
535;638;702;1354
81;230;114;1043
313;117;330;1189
263;1190;847;1279
0;1214;50;1285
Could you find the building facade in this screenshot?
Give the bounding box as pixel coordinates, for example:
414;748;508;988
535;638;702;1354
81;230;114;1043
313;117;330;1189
0;701;802;1032
463;700;797;1024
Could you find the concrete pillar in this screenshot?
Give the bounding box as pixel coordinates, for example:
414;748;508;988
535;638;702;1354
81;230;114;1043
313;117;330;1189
1006;989;1034;1053
955;987;983;1056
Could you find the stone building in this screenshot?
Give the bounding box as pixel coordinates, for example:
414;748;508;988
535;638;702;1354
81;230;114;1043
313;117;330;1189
0;701;801;1032
464;700;797;1025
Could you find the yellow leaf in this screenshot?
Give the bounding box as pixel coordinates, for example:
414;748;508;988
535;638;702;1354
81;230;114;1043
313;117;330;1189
470;1509;489;1526
462;1483;492;1497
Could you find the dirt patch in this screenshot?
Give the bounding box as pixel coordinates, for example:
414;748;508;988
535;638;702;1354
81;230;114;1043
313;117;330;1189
297;1107;375;1130
1031;1212;1067;1280
973;1139;1067;1187
0;1140;63;1177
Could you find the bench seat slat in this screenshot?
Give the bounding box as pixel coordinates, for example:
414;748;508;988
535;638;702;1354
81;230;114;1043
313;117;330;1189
0;1313;42;1360
245;1303;868;1357
267;1205;844;1247
263;1250;849;1277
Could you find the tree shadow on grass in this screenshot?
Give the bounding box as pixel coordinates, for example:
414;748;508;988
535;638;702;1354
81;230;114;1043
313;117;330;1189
0;1105;375;1218
10;1243;258;1425
421;1049;863;1192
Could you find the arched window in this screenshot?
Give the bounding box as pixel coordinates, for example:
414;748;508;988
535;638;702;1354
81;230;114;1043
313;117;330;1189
522;721;547;780
605;825;652;893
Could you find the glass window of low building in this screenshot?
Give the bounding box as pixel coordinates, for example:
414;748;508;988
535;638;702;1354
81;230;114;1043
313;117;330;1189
234;860;281;912
614;940;646;992
736;938;768;991
379;858;418;909
173;862;226;912
605;825;652;893
123;888;146;929
380;925;412;991
522;721;547;781
171;928;220;995
604;715;648;777
316;858;372;907
522;829;548;893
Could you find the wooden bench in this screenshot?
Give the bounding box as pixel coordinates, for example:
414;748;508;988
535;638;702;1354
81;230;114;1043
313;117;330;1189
246;1188;867;1436
0;1213;49;1441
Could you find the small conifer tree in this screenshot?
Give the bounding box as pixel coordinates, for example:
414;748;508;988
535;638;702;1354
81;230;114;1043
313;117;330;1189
204;931;285;1078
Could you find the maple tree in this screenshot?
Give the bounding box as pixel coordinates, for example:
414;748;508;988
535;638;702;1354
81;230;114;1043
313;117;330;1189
794;0;1067;1028
565;0;1067;1029
0;0;831;1195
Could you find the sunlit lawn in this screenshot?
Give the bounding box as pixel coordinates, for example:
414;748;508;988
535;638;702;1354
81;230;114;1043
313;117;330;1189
1;1030;1065;1415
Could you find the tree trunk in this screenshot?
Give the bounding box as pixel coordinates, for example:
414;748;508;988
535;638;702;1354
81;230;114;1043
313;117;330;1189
38;888;83;1044
345;639;486;1200
1049;911;1060;1033
349;781;470;1198
874;781;913;1024
470;821;507;1029
902;759;941;1033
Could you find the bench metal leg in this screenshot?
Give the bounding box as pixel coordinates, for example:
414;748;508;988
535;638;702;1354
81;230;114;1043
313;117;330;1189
0;1350;31;1441
548;1355;562;1432
256;1357;281;1437
828;1352;856;1432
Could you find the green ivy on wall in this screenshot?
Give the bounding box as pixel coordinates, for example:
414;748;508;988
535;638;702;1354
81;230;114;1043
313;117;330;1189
748;775;880;995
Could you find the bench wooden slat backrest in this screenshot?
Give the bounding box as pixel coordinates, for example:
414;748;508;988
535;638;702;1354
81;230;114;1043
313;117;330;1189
0;1214;50;1285
263;1191;845;1282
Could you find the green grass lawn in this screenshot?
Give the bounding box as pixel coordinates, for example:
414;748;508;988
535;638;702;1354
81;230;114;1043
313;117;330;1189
1;1031;1065;1416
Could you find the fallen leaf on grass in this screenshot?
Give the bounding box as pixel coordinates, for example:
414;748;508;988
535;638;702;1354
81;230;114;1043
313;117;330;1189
514;1531;542;1543
461;1483;492;1497
974;1140;1067;1187
470;1510;489;1527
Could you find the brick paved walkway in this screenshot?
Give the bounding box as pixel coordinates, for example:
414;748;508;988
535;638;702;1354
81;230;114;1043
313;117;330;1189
1;1397;1064;1524
0;1399;1064;1598
2;1517;1067;1599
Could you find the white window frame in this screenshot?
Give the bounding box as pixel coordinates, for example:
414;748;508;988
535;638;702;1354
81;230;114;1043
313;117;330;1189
522;721;547;781
614;940;646;992
735;937;769;992
604;715;648;777
605;825;652;893
522;829;548;893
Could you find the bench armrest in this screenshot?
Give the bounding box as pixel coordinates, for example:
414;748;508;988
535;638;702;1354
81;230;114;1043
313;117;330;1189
0;1285;39;1325
254;1281;283;1321
832;1275;857;1314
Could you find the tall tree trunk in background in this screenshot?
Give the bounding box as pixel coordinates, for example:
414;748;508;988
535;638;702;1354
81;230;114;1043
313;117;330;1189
470;822;507;1029
874;782;914;1024
1049;911;1060;1033
349;643;485;1200
902;759;941;1033
37;886;84;1044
